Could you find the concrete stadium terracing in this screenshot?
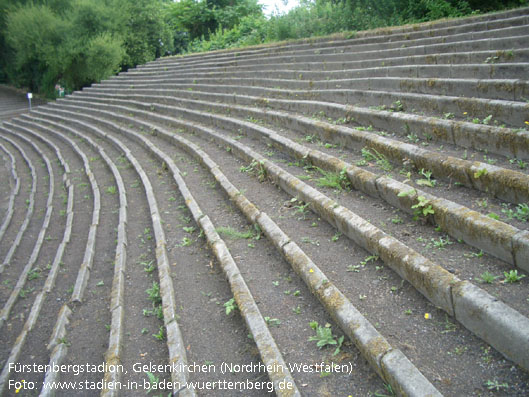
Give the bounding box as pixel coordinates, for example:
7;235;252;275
1;6;529;396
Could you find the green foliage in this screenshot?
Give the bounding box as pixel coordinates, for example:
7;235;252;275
308;321;344;356
216;226;255;240
5;3;68;92
503;270;526;283
411;196;435;220
487;212;500;220
479;271;499;284
398;188;416;197
361;147;392;172
146;281;162;306
1;0;172;95
430;236;452;249
315;167;351;191
167;0;264;52
266;0;356;41
145;371;160;394
114;0;174;69
76;33;124;86
239;159;267;181
152;325;166;341
501;203;529;222
484;379;509;391
224;298;238;315
515;203;529;222
473;168;488;179
187;14;268;52
416;169;436;187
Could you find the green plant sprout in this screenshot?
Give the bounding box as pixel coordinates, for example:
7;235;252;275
480;271;499;284
224;298;238;315
315;167;351;191
416;169;436;187
503;270;525;283
411;196;434;220
308;321;344;356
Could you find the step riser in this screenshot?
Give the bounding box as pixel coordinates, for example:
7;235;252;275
82;87;529;136
30;110;196;395
127;48;529;78
73;91;529;169
109;63;529;84
46;101;529;374
0;144;19;244
147;12;529;67
134;33;529;74
88;77;529;102
55;96;529;272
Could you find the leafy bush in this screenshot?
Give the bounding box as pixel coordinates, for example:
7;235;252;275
5;4;68;93
2;0;173;96
187;14;268;53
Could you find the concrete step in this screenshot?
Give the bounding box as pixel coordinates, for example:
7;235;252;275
134;30;529;74
88;77;529;102
108;62;529;83
45;97;529;381
144;7;529;68
59;94;529;267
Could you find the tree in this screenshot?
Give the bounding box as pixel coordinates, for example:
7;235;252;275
165;0;263;52
2;0;174;95
5;3;68;92
113;0;174;69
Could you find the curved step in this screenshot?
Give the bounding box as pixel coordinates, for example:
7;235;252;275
33;105;438;396
0;125;70;394
1;5;527;395
138;30;529;73
0;129;55;324
106;110;441;396
85;83;529;131
57;95;529;271
103;119;302;396
68;94;529;271
15;116;127;396
48;100;529;372
91;75;529;103
0;142;20;244
29;108;305;397
122;95;526;203
79;88;529;155
29;111;195;395
15;116;125;396
0;124;63;328
36;103;529;374
0;134;37;275
130;38;529;76
109;62;529;83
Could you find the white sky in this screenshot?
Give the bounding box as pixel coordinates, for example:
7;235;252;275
259;0;300;16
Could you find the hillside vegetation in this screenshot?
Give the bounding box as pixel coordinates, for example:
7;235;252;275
0;0;526;96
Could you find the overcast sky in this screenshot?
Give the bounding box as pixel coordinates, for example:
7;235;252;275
258;0;300;16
